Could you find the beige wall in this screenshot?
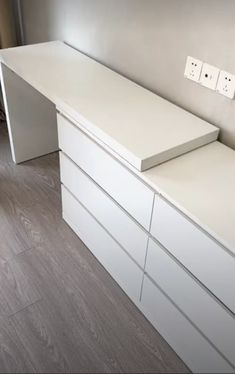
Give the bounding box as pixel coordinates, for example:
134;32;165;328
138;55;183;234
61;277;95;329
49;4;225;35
20;0;235;148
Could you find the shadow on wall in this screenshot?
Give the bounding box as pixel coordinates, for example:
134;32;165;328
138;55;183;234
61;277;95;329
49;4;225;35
0;0;17;48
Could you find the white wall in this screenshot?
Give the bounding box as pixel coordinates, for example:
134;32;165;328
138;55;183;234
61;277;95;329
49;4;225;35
20;0;235;148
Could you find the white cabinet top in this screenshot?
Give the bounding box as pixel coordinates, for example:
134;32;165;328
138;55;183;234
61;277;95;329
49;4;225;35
142;141;235;254
0;41;219;171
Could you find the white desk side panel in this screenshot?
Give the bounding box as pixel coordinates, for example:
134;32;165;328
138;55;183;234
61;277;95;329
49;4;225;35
0;63;58;163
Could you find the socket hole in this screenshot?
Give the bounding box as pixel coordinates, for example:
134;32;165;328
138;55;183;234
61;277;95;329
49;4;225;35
229;78;231;81
205;74;208;78
225;77;228;80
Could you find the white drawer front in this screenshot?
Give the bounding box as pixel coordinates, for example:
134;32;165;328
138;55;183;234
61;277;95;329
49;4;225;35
57;113;154;230
141;276;234;373
146;238;235;367
60;152;148;268
61;185;143;303
151;195;235;313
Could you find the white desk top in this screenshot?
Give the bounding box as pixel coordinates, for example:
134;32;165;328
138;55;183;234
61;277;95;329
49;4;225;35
0;41;218;171
142;141;235;254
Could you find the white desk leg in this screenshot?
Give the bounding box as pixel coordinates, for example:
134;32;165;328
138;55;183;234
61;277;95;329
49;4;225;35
0;63;58;164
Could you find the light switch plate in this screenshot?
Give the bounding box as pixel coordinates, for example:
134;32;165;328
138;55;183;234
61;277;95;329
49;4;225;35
216;70;235;99
184;56;203;82
199;63;220;90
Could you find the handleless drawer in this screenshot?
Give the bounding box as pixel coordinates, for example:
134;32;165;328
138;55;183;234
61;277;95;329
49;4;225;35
146;238;235;368
61;185;143;304
141;275;234;373
151;195;235;314
57;113;154;230
60;152;148;268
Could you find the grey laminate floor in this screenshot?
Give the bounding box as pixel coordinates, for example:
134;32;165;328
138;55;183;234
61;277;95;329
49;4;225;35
0;122;189;373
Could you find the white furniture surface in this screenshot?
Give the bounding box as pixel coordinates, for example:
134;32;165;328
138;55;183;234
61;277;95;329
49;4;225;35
146;238;235;367
0;41;235;373
57;114;154;230
61;185;143;305
59;152;148;268
151;195;235;312
58;110;235;373
0;41;219;170
143;141;235;254
57;111;235;372
140;275;234;374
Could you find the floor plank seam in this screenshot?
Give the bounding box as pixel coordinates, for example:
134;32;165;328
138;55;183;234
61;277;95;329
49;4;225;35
14;245;39;259
7;299;42;319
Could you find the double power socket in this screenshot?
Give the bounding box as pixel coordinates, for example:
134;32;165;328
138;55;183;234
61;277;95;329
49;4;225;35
184;56;235;99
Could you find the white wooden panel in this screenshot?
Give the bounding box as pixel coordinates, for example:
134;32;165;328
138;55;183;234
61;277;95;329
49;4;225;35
151;195;235;313
60;152;148;268
0;63;58;163
61;185;143;303
146;238;235;367
141;276;234;373
58;113;154;230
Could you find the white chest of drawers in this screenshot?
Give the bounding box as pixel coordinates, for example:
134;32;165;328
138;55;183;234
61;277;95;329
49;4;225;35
58;111;235;374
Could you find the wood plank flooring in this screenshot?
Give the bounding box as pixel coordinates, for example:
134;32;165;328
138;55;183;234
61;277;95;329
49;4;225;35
0;122;190;373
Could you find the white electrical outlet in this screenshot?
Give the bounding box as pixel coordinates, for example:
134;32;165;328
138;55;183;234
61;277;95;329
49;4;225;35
184;56;203;82
216;70;235;99
199;63;220;90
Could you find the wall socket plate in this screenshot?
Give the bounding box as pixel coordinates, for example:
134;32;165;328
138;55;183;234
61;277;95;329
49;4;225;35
199;63;220;90
184;56;203;82
216;70;235;99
